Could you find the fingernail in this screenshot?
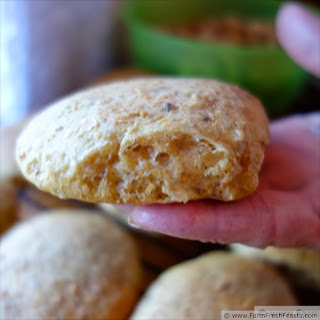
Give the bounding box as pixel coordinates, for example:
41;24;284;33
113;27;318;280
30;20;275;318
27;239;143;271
127;215;139;228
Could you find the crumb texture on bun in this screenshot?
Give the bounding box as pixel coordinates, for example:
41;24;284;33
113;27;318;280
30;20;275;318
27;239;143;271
16;78;269;204
130;252;296;320
0;210;141;320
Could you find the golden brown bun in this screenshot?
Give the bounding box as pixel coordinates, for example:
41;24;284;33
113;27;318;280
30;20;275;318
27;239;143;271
16;78;269;204
0;210;141;320
130;252;296;320
231;244;320;290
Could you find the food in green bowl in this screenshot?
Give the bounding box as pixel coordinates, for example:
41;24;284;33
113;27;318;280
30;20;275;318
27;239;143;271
158;16;278;47
123;0;308;118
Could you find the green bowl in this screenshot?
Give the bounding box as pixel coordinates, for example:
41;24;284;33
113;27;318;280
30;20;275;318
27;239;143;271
123;0;308;118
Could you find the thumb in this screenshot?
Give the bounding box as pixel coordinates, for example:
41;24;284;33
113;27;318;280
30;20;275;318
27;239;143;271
276;2;320;77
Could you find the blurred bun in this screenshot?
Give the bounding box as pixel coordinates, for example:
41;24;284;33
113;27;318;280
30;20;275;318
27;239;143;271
231;244;320;290
0;210;141;320
130;252;296;319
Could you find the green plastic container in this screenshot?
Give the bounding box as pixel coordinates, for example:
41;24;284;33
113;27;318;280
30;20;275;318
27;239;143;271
123;0;308;117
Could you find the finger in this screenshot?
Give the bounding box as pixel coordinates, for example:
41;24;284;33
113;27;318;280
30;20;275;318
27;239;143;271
260;113;320;189
306;112;320;138
129;189;320;249
276;2;320;77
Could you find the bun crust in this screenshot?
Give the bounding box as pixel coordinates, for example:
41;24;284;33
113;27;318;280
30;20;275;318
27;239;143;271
16;78;269;204
131;252;296;319
0;211;141;320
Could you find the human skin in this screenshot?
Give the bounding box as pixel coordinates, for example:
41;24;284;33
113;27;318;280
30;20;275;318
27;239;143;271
276;2;320;78
125;3;320;249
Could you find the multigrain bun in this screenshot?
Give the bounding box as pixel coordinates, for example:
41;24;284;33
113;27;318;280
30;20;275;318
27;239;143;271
16;78;269;204
0;210;141;320
130;252;296;320
231;244;320;291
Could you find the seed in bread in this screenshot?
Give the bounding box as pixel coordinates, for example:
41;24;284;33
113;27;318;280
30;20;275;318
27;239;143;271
0;210;141;320
16;78;269;204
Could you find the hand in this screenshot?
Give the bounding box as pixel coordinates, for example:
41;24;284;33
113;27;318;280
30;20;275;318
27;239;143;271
128;113;320;249
123;3;320;249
